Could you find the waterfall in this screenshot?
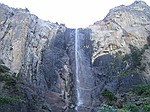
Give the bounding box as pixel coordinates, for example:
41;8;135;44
74;28;94;111
75;28;83;110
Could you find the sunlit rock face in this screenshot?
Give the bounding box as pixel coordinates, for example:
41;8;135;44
90;1;150;60
89;1;150;82
87;1;150;111
0;1;150;112
0;3;73;112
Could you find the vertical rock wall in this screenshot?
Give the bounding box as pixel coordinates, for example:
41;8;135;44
0;3;75;111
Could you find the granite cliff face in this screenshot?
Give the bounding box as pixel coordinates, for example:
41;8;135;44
0;1;150;112
87;1;150;111
0;4;73;112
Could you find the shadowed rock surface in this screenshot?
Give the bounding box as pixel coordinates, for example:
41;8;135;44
0;1;150;112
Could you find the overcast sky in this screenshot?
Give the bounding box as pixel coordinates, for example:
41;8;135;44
0;0;150;28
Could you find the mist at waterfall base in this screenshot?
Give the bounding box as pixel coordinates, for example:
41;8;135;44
0;0;150;28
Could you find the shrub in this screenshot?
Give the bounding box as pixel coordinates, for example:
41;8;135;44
143;104;150;112
97;104;118;112
5;77;16;87
120;109;131;112
0;73;24;98
0;65;10;73
128;44;150;70
129;45;142;68
132;83;150;96
97;105;132;112
0;96;19;105
0;74;17;87
124;103;139;112
143;44;149;49
123;54;130;61
102;89;118;101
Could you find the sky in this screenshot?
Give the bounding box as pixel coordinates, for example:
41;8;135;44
0;0;150;28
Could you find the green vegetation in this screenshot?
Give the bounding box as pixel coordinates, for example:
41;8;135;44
97;104;132;112
129;44;142;68
111;44;149;81
98;103;150;112
143;44;149;49
123;54;130;61
129;44;149;69
98;104;118;112
0;64;17;88
102;89;117;101
98;83;150;112
115;50;122;58
0;74;17;89
122;44;148;71
143;104;150;112
132;83;150;96
0;64;24;99
0;64;18;90
0;96;20;105
124;103;139;112
112;68;133;79
2;75;24;98
98;44;150;112
0;63;24;112
0;65;10;73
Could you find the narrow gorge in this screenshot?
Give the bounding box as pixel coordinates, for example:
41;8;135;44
0;1;150;112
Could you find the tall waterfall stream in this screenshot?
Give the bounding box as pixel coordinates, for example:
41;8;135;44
75;28;83;110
